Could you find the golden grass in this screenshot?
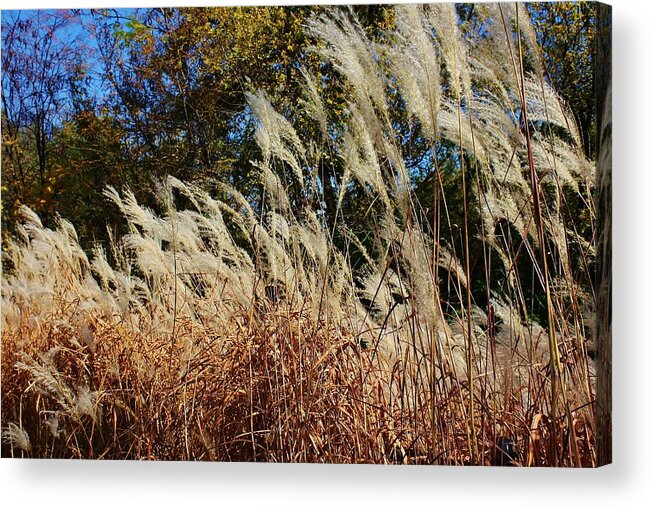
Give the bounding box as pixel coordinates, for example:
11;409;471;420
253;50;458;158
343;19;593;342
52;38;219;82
1;266;595;464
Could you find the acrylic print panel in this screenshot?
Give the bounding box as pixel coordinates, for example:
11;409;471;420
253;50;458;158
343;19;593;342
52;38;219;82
1;2;611;466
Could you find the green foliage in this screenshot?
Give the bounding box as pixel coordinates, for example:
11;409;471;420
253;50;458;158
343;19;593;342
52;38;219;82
47;110;135;246
113;16;151;46
527;1;596;158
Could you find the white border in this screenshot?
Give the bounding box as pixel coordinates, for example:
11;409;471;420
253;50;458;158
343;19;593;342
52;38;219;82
2;1;650;505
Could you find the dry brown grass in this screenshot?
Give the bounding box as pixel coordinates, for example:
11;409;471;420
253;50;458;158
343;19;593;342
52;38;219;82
0;256;595;464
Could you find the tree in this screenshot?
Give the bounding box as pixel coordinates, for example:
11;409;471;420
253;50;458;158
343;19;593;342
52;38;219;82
1;10;89;228
47;109;132;246
88;8;316;186
528;2;596;159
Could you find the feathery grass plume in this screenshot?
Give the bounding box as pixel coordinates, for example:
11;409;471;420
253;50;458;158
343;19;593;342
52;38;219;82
514;4;544;79
299;68;328;138
74;384;99;422
307;8;389;128
247;91;306;189
390;4;441;141
473;3;526;91
15;349;78;415
437;98;489;166
44;414;63;438
340;104;390;208
427;2;471;101
524;77;582;147
2;423;31;453
258;161;292;212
